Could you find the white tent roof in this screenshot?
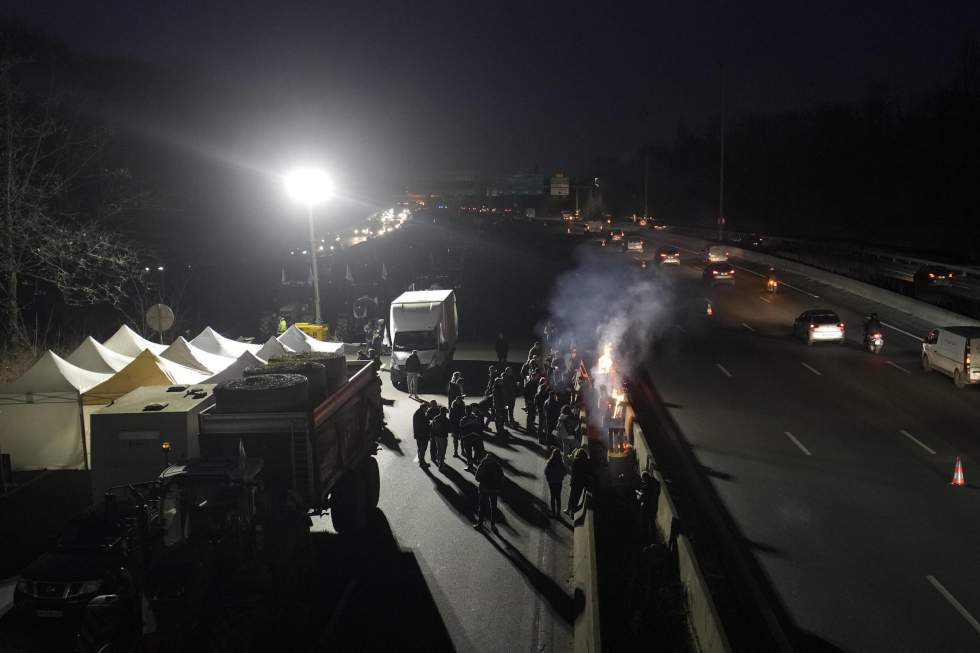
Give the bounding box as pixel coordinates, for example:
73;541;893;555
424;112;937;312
0;351;111;394
256;335;293;361
160;337;235;374
204;351;266;384
190;326;262;358
103;325;168;357
277;325;344;354
66;336;134;373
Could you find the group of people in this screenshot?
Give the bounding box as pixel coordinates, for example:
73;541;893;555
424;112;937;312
407;335;596;528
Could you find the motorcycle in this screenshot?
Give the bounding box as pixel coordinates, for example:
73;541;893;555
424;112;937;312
766;278;778;293
865;331;884;354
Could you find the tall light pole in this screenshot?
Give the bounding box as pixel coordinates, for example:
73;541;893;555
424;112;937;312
718;64;726;242
286;168;333;325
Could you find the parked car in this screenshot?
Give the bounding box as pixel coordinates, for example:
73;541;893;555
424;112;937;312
793;310;845;345
921;326;980;388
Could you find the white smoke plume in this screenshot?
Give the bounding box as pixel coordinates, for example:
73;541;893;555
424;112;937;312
545;247;674;378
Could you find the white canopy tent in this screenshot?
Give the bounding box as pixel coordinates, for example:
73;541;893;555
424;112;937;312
0;352;111;470
66;336;134;373
190;326;262;358
256;336;293;361
277;325;344;354
204;351;267;384
161;337;235;374
103;325;168;357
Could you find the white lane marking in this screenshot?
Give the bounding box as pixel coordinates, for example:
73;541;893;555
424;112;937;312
800;362;822;376
741;322;755;332
784;431;812;456
730;263;820;298
759;296;772;304
886;361;912;375
899;429;936;455
927;575;980;635
881;321;923;342
716;363;733;378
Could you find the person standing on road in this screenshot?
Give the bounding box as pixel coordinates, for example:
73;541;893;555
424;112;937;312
448;371;465;407
449;396;466;457
474;452;504;530
405;349;422;398
543;391;561;446
544;448;567;518
566;448;590;516
430;406;450;467
528;341;542;365
491;377;507;435
494;332;509;364
459;405;484;471
534;379;550;443
484;365;498;397
413;403;431;467
501;367;517;426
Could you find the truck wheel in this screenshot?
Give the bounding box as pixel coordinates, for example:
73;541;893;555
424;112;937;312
360;456;380;508
954;368;965;389
921;355;932;373
330;472;366;533
214;374;309;413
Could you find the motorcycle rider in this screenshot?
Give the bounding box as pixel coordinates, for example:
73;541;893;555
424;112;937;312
766;266;778;291
864;312;882;339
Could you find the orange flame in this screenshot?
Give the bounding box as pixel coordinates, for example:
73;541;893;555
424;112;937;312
596;343;614;375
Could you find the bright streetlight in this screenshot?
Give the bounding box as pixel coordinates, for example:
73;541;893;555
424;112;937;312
285;167;333;324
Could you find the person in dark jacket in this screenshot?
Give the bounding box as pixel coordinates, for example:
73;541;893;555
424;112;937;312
544;448;567;518
449;396;466;457
543;391;562;446
491;377;507;434
500;367;517;426
447;371;464;407
534;380;550;443
484;365;498;396
565;448;591;515
405;350;422;398
412;403;431;466
459;405;484;471
636;471;660;543
430;406;450;467
474;453;504;529
494;332;509;364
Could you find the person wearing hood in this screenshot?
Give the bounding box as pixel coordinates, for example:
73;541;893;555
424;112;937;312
412;402;431;467
448;371;465;407
474;452;504;530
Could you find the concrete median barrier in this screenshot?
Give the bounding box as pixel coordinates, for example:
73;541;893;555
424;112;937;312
678;534;733;653
573;493;602;653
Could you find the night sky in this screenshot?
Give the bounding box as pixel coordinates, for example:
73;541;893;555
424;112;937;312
8;1;978;177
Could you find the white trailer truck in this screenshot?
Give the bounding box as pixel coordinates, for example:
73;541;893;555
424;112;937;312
388;289;458;388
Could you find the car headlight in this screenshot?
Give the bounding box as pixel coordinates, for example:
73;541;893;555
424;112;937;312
67;580;103;597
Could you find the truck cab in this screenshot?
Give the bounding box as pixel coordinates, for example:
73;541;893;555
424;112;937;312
389;290;458;387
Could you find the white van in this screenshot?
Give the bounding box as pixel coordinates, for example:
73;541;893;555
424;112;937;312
389;289;459;387
704;245;729;263
921;326;980;388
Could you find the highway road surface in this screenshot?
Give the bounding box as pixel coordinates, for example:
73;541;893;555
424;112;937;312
627;229;980;652
319;342;575;653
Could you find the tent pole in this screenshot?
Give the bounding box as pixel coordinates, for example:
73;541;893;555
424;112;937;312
77;394;90;471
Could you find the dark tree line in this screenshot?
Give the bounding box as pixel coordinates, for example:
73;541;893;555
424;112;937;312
599;36;980;261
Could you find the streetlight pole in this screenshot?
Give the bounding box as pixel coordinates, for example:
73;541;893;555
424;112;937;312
306;202;322;324
718;64;726;242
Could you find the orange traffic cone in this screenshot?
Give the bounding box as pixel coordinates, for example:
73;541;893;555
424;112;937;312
951;456;966;486
706;302;713;317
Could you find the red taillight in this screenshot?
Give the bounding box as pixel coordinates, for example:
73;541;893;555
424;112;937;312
928;272;935;278
809;324;816;330
660;253;667;258
838;322;845;329
712;270;719;275
730;269;735;275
